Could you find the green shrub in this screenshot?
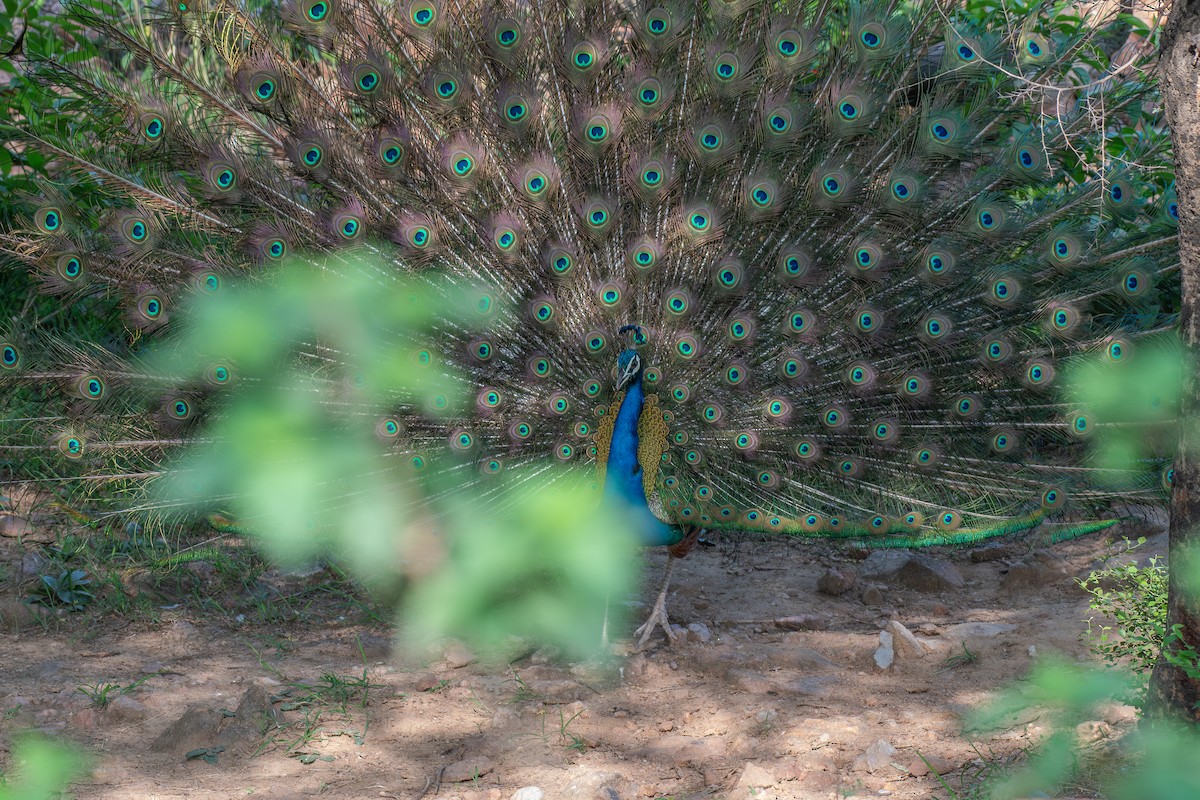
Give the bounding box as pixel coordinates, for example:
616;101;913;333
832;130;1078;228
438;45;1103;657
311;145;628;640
1077;537;1168;705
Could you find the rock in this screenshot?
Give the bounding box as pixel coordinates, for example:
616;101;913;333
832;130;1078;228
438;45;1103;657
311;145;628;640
1002;551;1068;592
862;586;885;606
735;762;777;789
443;756;496;783
775;614;827;631
859;551;965;592
885;621;929;660
150;706;224;755
443;640;478;669
817;567;856;596
941;622;1018;640
530;645;564;665
0;514;34;538
512;788;544;800
106;695;149;722
21;551;46;578
686;622;712;643
909;753;955;776
561;769;623;800
852;739;898;772
413;672;442;692
215;684;277;754
969;543;1019;562
0;597;49;632
874;631;895;671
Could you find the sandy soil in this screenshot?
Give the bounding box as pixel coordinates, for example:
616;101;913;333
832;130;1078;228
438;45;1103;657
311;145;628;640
0;511;1167;800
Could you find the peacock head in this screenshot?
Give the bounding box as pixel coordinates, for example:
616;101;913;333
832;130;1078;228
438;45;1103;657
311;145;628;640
616;348;642;390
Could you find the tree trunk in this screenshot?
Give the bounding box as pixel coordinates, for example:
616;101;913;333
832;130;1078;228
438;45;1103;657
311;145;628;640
1145;0;1200;724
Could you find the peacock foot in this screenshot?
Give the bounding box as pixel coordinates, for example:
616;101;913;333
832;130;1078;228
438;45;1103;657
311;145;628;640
634;556;679;649
633;591;676;649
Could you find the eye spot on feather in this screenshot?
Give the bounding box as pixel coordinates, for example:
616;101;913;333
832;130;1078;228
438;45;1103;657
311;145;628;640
1;343;20;369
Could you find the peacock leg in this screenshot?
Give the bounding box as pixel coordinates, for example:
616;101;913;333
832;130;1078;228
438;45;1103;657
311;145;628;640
634;526;702;648
634;555;678;648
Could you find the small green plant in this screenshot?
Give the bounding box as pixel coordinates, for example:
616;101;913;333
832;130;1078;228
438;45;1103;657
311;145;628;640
1078;537;1168;704
185;746;225;764
32;569;94;611
939;643;979;672
558;708;586;753
506;670;542;703
76;683;122;709
76;672;163;709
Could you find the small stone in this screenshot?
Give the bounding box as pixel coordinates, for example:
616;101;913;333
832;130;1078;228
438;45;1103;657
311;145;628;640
703;769;724;787
775;614;827;631
941;622;1018;640
657;720;674;732
874;631;895;671
21;551;46;577
817;567;856;596
511;788;544;800
443;756;495;782
443;641;477;669
908;753;954;776
0;514;34;538
413;672;442;692
487;790;502;800
862;586;885;606
686;622;712;643
106;695;149;721
735;762;777;789
885;621;929;660
853;739;898;773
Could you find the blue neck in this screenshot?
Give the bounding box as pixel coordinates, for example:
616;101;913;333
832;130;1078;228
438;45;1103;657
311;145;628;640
603;373;682;546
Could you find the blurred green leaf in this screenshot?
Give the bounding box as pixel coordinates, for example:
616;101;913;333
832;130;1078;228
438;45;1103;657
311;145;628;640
153;253;637;659
0;735;86;800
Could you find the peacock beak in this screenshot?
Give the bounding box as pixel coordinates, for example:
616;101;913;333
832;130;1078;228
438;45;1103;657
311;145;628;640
616;355;640;390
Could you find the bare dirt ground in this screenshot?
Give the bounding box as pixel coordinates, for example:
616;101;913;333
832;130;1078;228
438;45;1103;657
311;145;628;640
0;510;1168;800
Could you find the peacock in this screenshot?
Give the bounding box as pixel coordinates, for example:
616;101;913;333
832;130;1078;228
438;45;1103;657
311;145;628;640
0;0;1180;647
